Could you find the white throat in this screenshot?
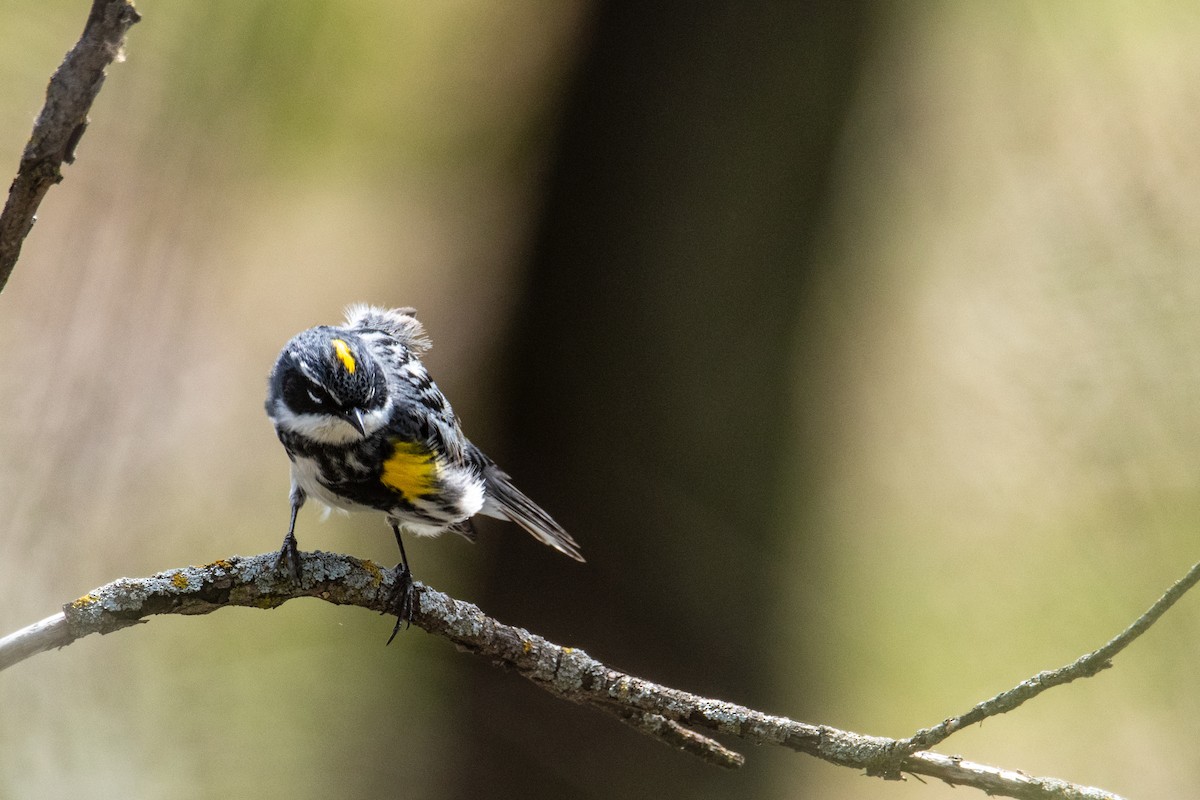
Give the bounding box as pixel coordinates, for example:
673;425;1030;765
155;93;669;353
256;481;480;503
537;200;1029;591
270;398;392;444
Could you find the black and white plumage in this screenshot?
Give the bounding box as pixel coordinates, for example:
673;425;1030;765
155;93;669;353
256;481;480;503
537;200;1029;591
265;305;583;639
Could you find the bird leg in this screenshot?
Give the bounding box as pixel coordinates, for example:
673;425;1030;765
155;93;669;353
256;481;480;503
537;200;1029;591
385;522;417;644
275;500;303;582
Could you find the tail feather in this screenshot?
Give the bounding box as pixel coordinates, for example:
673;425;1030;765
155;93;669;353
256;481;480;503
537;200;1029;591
482;469;584;562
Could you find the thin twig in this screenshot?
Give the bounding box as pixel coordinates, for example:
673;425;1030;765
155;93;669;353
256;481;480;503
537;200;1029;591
899;559;1200;756
0;0;140;293
0;551;1162;800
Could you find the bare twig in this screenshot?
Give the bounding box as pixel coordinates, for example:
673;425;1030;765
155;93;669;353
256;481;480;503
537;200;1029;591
899;559;1200;756
0;0;140;293
2;551;1176;800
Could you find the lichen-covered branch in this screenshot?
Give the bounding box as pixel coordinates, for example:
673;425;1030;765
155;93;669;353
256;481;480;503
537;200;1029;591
0;0;140;293
0;551;1158;800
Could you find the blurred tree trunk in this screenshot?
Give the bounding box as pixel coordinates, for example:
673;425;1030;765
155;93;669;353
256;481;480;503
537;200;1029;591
449;3;868;797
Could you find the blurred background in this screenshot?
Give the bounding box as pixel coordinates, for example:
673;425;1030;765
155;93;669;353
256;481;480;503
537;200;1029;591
1;1;1199;798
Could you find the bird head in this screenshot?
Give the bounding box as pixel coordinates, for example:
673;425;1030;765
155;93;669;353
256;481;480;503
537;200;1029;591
266;327;389;443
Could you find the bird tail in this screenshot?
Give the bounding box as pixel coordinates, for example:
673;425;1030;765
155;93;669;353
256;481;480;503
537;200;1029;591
481;467;584;562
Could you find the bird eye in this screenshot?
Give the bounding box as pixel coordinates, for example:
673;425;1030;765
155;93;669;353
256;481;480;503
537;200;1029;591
307;389;325;406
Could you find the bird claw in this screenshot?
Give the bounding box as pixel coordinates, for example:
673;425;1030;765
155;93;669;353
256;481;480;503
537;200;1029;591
275;531;302;583
384;564;416;645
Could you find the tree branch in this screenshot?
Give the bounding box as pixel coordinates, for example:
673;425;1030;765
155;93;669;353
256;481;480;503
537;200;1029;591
3;551;1182;800
0;5;1179;798
0;0;140;293
899;558;1200;756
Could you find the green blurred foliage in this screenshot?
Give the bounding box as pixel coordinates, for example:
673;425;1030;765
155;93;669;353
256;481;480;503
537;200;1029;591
1;1;1200;799
0;1;589;797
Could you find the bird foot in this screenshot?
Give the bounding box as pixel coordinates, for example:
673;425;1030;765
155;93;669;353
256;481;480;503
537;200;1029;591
383;564;417;645
275;531;302;582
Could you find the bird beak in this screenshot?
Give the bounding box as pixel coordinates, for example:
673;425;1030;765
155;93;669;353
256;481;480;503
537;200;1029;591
345;408;367;437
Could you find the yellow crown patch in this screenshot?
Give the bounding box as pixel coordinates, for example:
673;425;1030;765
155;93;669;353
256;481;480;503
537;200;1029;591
331;338;356;373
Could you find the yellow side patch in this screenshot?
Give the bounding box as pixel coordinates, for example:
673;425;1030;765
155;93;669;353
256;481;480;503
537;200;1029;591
331;338;356;373
381;440;438;499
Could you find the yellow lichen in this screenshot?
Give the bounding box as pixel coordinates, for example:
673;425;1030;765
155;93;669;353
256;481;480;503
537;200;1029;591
171;573;190;589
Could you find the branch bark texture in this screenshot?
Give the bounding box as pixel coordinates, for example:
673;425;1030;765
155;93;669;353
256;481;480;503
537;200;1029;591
0;0;140;292
0;550;1168;800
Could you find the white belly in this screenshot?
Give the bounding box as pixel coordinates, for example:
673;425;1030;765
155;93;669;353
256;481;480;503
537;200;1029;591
290;456;369;512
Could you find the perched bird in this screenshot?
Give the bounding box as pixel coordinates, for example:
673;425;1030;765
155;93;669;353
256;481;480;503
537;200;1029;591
265;305;583;641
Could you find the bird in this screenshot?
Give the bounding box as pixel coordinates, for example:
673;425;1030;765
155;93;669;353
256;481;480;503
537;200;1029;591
264;304;583;641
